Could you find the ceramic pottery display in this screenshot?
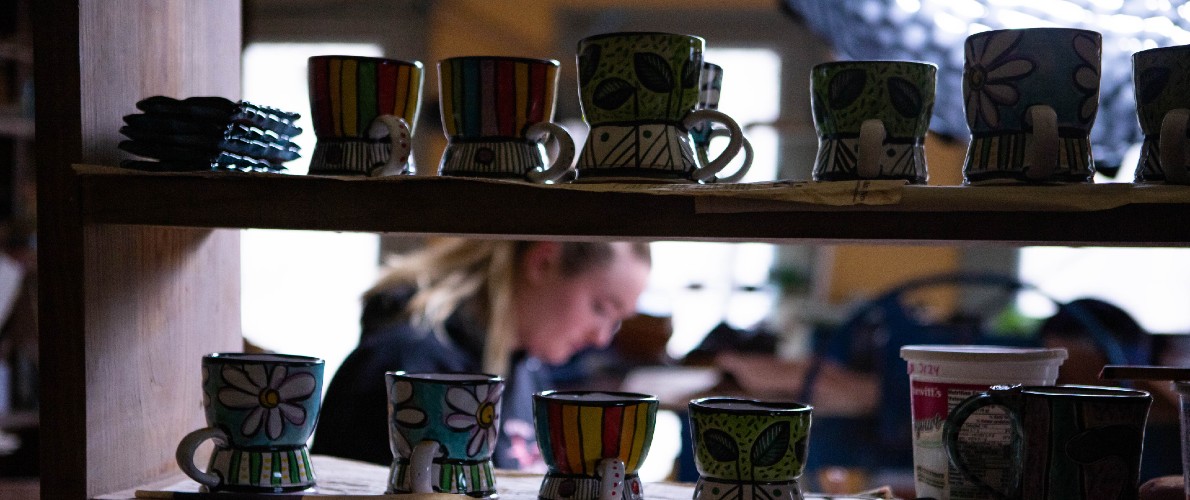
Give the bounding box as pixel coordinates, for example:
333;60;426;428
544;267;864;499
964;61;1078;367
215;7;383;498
308;55;424;176
533;390;659;500
386;372;504;497
945;385;1151;500
574;32;743;183
119;95;302;173
688;398;813;500
437;56;575;182
962;28;1102;184
810;60;936;184
175;353;324;493
691;62;753;183
1133;44;1190;184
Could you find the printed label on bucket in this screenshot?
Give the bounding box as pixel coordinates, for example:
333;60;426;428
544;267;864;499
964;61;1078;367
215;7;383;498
910;379;1010;500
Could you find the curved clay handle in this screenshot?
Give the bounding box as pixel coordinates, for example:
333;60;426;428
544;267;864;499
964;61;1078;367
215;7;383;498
368;115;413;177
175;427;230;489
857;119;886;179
1159;108;1190;184
707;128;754;183
409;440;441;493
1024;105;1059;181
943;388;1024;499
525;122;576;183
597;458;627;500
684;109;743;182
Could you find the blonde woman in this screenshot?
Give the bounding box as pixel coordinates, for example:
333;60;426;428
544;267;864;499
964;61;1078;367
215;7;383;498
312;239;651;470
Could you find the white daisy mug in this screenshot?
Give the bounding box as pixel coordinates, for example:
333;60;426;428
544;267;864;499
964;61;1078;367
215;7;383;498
962;27;1102;184
385;371;505;497
175;352;324;493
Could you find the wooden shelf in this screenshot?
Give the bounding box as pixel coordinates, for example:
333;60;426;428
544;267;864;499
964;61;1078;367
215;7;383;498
77;165;1190;246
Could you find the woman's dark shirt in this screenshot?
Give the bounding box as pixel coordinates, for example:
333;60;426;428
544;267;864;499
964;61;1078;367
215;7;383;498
311;287;551;469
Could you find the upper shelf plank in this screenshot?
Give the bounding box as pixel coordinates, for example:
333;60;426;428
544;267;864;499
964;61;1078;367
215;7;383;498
76;165;1190;246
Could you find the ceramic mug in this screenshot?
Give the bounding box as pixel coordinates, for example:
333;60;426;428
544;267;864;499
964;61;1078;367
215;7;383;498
308;55;424;176
688;397;813;500
1133;44;1190;184
945;385;1151;500
811;60;936;184
962;28;1102;184
175;353;324;493
386;372;504;497
574;32;743;183
691;62;753;183
534;390;659;500
437;56;575;182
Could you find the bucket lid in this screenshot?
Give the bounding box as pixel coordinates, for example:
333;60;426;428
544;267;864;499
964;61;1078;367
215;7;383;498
900;344;1068;363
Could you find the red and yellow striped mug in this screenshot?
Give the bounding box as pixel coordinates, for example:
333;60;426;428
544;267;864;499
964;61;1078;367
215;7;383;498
308;55;423;176
533;391;658;500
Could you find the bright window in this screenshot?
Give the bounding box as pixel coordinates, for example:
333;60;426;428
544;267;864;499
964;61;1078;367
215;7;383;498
241;43;385;382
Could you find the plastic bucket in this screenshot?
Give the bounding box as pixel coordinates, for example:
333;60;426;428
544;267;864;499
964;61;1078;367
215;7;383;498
899;345;1067;500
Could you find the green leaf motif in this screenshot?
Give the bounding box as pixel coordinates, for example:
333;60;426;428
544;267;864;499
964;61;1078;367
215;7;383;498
887;77;924;118
828;68;867;110
701;428;739;462
592;78;636;111
750;422;790;467
634;52;675;93
579;44;602;87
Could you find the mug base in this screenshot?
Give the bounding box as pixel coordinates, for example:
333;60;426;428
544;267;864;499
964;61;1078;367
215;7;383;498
539;472;644;500
694;477;804;500
439;139;548;181
388;458;497;497
205;444;316;492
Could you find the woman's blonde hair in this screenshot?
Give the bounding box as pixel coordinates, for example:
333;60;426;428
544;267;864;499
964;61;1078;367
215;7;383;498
365;239;650;374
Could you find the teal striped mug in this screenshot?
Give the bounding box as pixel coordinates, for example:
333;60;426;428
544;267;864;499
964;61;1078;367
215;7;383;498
175;353;324;493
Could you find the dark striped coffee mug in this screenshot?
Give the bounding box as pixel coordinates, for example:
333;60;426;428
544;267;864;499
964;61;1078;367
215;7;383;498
308;55;424;176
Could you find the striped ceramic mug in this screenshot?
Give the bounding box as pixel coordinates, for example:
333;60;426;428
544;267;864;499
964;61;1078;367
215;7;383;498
438;56;575;182
534;390;658;500
307;55;424;176
175;353;324;493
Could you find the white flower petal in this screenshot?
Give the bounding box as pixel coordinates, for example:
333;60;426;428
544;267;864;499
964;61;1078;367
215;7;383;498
983;83;1019;106
981;31;1019;63
266;408;284;440
244;364;269;390
222;366;261;394
446;387;480;414
1074;34;1100;63
467;428;487;456
396;408;426;426
241;407;265;436
394;381;412;404
987;59;1033;80
268;365;287;389
1074;66;1099;91
277;372;317;401
486;384;504;404
979;92;1000;128
218;387;261;409
1081;97;1098;122
965;93;980;128
278;402;307;426
446;413;476;430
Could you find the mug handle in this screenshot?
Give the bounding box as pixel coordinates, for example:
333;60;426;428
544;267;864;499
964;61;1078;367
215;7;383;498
684;109;743;182
597;458;627;500
705;128;754;183
1159;108;1190;184
857;119;886;179
367;115;413;177
1024;105;1059;181
525;122;576;183
943;388;1024;499
175;427;229;489
409;440;441;493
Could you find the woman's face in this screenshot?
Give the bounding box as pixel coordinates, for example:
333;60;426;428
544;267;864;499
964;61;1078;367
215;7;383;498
515;243;651;365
